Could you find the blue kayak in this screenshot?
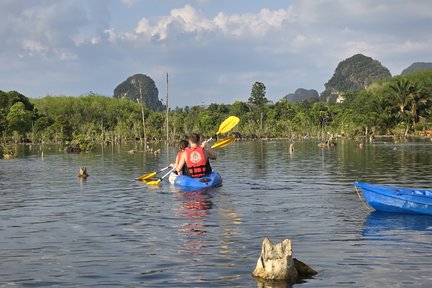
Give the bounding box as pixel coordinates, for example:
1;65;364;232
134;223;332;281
169;171;222;188
354;182;432;215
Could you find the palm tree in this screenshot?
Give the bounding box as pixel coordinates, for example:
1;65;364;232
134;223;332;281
249;82;268;133
370;95;396;134
389;78;421;135
408;83;430;129
389;78;414;115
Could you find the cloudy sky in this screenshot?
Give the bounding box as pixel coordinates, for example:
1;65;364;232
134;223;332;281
1;0;431;106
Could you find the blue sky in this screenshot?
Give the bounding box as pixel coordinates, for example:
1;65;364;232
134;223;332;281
1;0;431;107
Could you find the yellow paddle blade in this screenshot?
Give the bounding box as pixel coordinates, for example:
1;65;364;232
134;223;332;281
211;136;235;149
135;172;157;181
146;179;162;186
216;116;240;135
142;178;155;183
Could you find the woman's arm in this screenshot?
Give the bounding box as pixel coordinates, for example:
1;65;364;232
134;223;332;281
170;154;180;169
176;152;186;174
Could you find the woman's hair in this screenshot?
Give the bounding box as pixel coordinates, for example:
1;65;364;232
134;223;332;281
179;140;189;150
188;133;200;144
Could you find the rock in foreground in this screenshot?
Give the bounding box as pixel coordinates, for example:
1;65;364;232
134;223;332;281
252;237;316;284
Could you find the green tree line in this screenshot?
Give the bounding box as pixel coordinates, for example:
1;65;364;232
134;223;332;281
0;70;431;146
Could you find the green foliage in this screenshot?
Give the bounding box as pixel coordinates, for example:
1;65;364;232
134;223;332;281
249;81;268;106
1;145;16;159
0;70;432;145
0;91;36;139
6;102;33;135
248;82;269;133
388;74;432;135
324;71;432;136
70;133;97;152
230;101;250;117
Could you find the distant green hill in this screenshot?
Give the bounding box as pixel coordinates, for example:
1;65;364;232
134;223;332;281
113;74;163;111
401;62;432;75
321;54;392;102
284;88;319;103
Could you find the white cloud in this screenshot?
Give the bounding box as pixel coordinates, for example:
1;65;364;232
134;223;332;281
22;40;48;55
55;49;78;61
221;8;291;38
110;0;432;58
104;28;117;42
122;0;139;7
135;5;213;40
132;5;291;41
72;33;87;46
21;39;78;61
91;36;101;45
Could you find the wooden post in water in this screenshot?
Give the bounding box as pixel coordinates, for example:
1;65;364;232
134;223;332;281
139;84;147;148
31;121;35;144
165;73;169;143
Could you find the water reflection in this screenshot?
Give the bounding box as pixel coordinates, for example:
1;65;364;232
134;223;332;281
358;211;432;287
254;140;267;173
363;211;432;237
173;188;243;257
218;207;241;255
254;277;294;288
174;188;213;254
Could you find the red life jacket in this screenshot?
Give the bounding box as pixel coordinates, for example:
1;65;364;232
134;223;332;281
185;146;208;178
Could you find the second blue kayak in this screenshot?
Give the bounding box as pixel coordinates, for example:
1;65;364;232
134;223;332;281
169;171;222;188
354;182;432;215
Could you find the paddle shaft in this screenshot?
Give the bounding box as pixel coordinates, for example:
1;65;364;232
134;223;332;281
159;166;171;173
158;168;175;182
136;165;171;180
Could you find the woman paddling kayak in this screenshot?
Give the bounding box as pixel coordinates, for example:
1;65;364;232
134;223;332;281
170;139;189;172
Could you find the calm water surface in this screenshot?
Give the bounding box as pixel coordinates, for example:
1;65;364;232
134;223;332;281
1;140;432;287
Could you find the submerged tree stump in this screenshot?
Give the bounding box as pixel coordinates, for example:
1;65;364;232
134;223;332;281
252;237;316;284
77;167;89;179
289;143;294;154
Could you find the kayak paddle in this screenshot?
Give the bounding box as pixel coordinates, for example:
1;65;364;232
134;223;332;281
146;168;174;186
207;116;240;142
211;136;235;149
135;165;171;182
216;116;240;135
